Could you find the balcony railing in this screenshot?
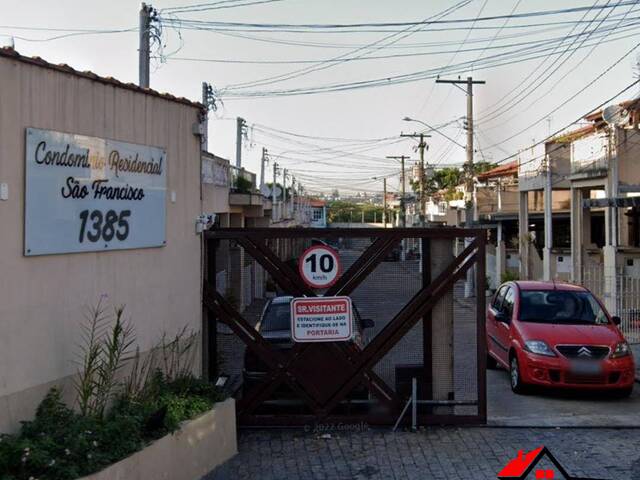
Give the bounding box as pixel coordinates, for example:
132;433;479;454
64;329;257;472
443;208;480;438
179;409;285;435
229;166;257;193
570;134;608;177
570;156;608;176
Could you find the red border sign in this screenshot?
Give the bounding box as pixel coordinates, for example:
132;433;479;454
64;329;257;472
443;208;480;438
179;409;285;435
298;244;341;289
291;296;353;342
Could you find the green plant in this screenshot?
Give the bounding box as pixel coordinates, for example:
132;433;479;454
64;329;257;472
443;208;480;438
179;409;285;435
0;379;224;480
123;326;198;404
501;270;520;283
0;388;145;480
0;302;226;480
234;176;253;194
74;299;135;419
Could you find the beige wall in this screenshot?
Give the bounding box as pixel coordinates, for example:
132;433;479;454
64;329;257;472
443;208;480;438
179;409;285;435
617;128;640;185
0;57;203;430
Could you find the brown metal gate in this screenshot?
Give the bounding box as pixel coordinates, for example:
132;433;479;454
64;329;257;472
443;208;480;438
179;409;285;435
203;227;487;427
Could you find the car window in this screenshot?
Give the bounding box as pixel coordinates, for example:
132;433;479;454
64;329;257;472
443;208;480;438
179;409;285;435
502;287;515;319
262;300;365;333
261;302;291;331
492;286;508;310
519;290;609;325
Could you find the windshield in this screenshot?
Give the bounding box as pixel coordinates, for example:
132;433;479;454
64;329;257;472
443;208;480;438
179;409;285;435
519;290;609;325
261;300;364;332
261;303;292;331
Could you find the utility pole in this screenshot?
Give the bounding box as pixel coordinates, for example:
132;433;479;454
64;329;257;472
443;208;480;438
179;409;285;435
235;117;246;168
400;133;430;225
436;76;485;297
138;3;154;88
387;155;410;227
383;178;387;229
291;176;296;219
272;161;278;221
260;147;268;189
282;168;288;219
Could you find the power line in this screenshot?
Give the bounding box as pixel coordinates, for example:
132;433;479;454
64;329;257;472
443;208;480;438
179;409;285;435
220;0;472;92
491;77;640;168
216;26;640;99
159;2;640;30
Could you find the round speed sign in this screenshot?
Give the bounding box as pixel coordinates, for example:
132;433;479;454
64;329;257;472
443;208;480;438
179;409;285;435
298;245;341;289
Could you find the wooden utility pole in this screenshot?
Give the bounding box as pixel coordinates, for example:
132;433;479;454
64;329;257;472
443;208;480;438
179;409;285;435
400;133;430;225
387;155;410;227
436;76;485;296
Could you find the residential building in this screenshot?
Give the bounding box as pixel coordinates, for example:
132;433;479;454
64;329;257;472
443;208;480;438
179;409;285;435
310;198;328;228
0;48;205;432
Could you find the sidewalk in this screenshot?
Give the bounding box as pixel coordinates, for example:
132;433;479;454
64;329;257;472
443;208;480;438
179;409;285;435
207;428;640;480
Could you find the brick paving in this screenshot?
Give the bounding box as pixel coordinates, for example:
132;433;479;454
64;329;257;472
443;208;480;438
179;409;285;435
207;427;640;480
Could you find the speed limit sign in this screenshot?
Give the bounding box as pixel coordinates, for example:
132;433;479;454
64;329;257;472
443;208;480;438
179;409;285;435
298;245;341;289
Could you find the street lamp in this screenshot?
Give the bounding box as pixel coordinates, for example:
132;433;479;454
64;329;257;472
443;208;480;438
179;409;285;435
402;117;466;149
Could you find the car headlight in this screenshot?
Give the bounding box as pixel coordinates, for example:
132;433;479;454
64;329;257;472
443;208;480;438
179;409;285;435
611;341;631;359
524;340;556;357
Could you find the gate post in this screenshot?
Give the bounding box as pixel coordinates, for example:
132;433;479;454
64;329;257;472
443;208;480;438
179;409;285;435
430;238;455;415
204;238;218;382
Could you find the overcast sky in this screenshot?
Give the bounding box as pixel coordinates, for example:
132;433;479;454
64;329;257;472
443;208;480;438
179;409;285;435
2;0;639;195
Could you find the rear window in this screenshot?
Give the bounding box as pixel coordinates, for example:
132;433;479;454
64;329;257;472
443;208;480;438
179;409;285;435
261;303;291;331
519;290;609;325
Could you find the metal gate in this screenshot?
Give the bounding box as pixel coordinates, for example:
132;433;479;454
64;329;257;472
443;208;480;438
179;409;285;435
203;227;487;427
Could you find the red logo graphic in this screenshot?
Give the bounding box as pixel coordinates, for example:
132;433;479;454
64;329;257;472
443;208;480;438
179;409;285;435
498;446;603;479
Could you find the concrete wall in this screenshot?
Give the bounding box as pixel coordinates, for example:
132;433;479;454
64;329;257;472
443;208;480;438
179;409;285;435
617;128;640;186
0;56;203;431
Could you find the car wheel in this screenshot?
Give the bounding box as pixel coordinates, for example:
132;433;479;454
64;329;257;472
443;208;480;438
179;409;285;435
510;355;528;394
486;353;498;370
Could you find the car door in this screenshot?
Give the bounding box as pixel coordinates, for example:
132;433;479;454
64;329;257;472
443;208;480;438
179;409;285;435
487;285;508;362
495;286;515;364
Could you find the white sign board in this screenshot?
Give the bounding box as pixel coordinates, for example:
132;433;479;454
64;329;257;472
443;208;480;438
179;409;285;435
291;297;353;342
298;245;341;289
24;128;166;256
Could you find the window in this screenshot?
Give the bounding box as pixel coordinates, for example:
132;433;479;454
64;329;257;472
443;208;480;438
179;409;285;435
492;286;508;310
519;290;608;325
261;302;291;331
502;287;515;319
312;208;323;221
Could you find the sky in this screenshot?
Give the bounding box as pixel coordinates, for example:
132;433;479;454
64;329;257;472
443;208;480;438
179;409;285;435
2;0;639;195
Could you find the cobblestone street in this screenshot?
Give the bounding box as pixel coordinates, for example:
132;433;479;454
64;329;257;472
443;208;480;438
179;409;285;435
208;427;640;480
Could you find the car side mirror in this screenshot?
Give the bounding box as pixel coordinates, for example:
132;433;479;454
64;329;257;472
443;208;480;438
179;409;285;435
361;318;375;329
495;311;510;324
612;315;622;326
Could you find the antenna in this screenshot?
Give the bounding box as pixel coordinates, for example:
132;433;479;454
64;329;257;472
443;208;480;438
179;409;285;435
602;104;630;126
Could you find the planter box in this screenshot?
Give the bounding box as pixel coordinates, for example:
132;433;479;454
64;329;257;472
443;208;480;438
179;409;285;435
81;398;237;480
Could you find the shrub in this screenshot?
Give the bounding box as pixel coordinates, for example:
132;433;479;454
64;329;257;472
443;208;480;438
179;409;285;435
0;299;225;480
501;270;520;283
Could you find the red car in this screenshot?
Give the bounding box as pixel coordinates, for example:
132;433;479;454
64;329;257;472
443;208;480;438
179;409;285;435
487;281;635;396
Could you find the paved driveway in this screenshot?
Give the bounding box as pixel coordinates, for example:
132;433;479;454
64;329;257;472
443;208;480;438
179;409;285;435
207;427;640;480
488;367;640;426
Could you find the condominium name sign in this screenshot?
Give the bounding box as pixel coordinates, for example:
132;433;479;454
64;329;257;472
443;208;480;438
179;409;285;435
24;128;166;256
